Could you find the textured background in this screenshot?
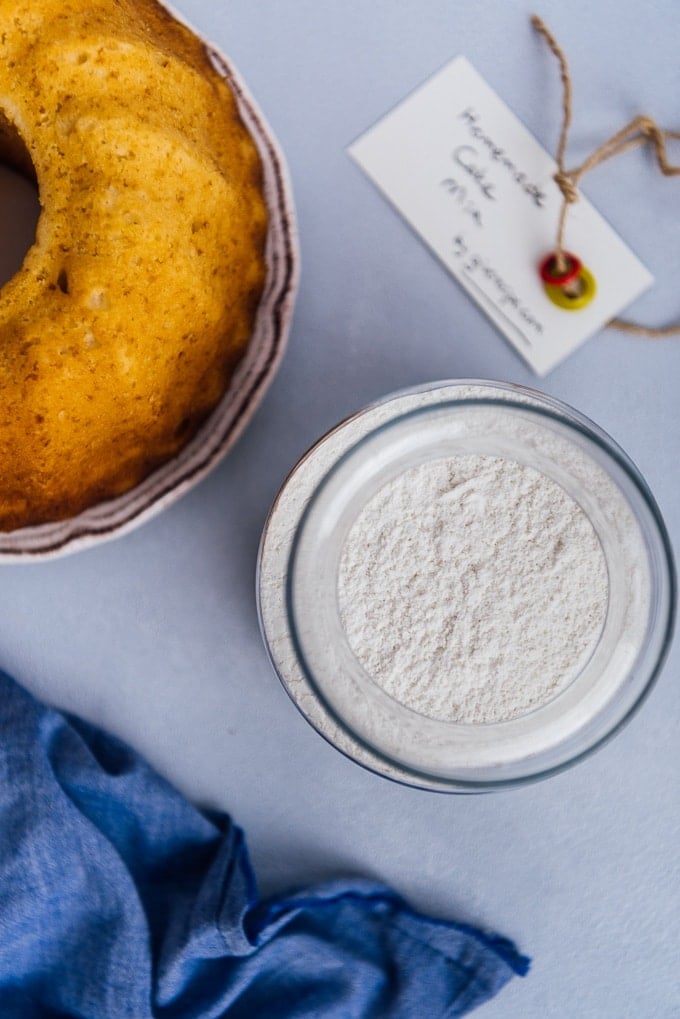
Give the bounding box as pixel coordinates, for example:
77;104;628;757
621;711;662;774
1;2;679;1015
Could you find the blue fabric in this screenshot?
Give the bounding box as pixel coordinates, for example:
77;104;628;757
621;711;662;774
0;671;529;1018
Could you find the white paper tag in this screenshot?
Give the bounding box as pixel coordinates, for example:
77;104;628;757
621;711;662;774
349;57;653;375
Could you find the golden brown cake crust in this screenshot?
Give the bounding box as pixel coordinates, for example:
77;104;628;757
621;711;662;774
0;0;268;529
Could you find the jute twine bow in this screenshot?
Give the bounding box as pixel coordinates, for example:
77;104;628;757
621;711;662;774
532;14;680;337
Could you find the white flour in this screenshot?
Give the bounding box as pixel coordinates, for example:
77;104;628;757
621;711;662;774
338;454;609;724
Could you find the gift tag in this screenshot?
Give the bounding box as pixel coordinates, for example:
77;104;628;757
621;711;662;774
349;57;653;375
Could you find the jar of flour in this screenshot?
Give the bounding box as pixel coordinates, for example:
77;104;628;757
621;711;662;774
258;381;674;791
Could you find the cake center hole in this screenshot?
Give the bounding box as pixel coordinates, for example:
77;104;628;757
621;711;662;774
0;166;40;288
0;113;40;290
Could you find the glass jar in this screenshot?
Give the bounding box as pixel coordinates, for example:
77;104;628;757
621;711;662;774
257;381;675;792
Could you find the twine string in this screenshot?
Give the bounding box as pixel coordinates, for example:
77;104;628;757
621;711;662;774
531;14;680;337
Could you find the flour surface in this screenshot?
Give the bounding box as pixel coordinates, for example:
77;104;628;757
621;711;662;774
338;455;609;724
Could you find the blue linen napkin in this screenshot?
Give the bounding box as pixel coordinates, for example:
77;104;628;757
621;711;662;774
0;670;529;1018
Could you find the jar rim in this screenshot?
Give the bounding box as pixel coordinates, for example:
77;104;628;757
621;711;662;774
259;380;676;792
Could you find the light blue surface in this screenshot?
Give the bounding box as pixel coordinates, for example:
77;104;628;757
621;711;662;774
1;2;679;1016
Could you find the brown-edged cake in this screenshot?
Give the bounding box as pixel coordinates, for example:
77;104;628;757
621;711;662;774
0;0;268;529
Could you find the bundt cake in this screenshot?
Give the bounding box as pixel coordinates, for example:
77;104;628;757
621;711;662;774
0;0;268;530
